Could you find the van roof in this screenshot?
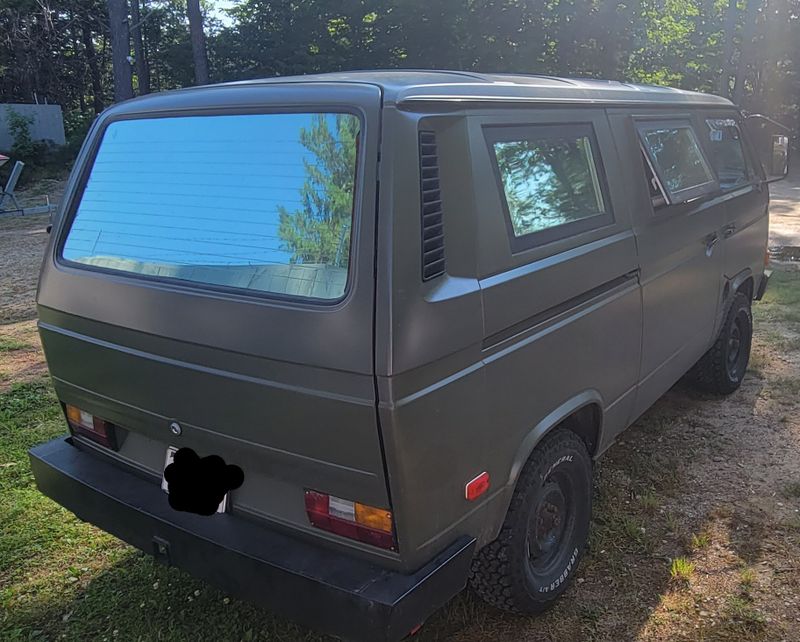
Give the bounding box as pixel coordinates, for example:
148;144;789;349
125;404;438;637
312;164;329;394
109;69;734;114
220;69;734;108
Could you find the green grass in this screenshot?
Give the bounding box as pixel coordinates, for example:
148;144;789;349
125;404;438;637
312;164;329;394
0;380;330;641
739;567;756;590
754;270;800;325
0;335;28;352
725;595;766;633
669;557;695;583
690;531;711;551
757;329;800;353
638;490;659;513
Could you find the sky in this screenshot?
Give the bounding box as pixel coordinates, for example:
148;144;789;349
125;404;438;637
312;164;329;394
208;0;236;27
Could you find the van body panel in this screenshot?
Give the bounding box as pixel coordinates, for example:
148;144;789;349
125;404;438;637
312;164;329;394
695;108;769;304
36;82;394;555
607;109;728;419
373;105;642;565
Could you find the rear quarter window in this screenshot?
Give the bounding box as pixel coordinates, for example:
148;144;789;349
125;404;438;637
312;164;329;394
486;123;613;251
61;112;361;301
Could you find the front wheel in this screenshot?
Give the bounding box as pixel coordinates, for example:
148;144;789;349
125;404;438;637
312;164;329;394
468;429;592;613
688;292;753;395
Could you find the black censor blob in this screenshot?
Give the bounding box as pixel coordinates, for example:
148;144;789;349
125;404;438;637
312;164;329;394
164;448;244;516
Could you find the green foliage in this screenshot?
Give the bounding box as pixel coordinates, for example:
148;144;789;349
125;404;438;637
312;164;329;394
0;335;28;352
4;107;54;168
5;107;34;158
0;0;799;169
278;114;359;267
670;556;696;582
691;531;711;550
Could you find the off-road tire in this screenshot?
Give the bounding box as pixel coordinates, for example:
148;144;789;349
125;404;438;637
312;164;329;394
689;293;753;395
468;429;592;614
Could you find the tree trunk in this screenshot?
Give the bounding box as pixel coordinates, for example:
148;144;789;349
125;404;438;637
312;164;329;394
186;0;210;85
106;0;134;102
81;21;105;113
13;38;34;102
733;0;760;105
129;0;150;94
718;0;738;97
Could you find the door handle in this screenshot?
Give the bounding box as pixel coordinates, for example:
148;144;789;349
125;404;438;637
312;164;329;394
723;223;736;238
704;232;719;256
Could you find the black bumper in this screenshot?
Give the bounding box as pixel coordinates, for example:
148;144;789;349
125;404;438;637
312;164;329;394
755;269;772;301
29;437;475;642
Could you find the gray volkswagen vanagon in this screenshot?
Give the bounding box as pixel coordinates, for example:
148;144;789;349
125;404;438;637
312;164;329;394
29;71;788;641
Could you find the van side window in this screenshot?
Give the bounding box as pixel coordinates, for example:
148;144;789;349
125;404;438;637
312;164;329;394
641;149;667;208
486;123;612;250
704;118;750;189
637;120;718;204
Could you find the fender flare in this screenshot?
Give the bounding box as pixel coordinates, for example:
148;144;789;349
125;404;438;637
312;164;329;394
506;389;605;489
729;268;754;300
716;268;754;335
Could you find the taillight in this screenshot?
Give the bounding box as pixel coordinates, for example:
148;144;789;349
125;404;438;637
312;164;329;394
304;490;396;550
65;404;116;449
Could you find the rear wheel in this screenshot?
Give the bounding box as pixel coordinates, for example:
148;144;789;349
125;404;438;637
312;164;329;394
688;292;753;395
469;429;592;613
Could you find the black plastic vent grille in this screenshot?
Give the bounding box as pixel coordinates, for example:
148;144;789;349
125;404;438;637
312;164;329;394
419;131;446;280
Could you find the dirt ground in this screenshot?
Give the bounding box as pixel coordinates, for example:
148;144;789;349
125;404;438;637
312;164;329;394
0;179;65;389
769;167;800;249
1;176;800;641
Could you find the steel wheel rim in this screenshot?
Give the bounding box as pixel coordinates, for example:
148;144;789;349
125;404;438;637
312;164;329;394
726;311;750;381
526;471;576;577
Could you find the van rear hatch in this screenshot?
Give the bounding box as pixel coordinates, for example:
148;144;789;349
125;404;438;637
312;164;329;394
36;83;391;555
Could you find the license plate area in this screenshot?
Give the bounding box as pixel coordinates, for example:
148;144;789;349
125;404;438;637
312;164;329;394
161;446;228;514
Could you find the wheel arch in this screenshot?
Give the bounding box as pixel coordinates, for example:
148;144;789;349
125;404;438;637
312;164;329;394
506;390;604;490
729;268;754;302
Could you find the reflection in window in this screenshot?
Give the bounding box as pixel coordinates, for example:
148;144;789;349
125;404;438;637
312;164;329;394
62;113;360;300
493;132;606;237
640;125;715;196
705;119;749;189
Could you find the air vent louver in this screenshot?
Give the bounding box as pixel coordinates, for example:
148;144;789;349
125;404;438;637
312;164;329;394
419;131;446;281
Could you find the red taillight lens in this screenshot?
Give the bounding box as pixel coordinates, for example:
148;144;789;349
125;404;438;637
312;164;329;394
65;404;116;449
304;490;396;550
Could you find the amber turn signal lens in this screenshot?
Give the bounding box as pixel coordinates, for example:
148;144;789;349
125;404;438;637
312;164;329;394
65;404;82;425
65;404;93;430
355;502;393;533
304;490;396;550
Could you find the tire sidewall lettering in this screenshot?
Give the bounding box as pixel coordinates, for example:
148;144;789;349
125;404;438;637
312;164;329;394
538;547;580;593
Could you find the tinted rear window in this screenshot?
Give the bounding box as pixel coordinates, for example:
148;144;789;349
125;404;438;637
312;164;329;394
62;112;361;301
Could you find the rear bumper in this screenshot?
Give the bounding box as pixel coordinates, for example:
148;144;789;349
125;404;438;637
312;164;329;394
755;269;772;301
29;437;475;642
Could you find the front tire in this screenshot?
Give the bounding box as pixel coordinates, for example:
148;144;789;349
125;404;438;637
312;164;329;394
689;292;753;395
469;429;592;613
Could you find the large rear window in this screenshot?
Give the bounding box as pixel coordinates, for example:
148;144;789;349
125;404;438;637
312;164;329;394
62;112;361;301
